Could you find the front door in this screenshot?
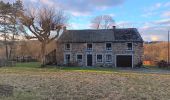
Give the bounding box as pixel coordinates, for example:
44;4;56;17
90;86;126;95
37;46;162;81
87;54;92;66
65;54;70;64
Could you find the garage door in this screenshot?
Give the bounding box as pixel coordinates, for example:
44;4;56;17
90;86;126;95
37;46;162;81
116;55;132;67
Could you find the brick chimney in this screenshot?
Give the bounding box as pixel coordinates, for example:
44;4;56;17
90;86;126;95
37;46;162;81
63;26;67;31
113;26;116;29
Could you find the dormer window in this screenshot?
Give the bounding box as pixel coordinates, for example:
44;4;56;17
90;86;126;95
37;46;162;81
65;43;71;50
106;43;112;51
87;43;92;51
127;43;132;50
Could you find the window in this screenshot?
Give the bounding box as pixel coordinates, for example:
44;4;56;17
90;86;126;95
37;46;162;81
65;43;70;50
97;54;103;63
106;43;112;50
65;54;70;64
106;54;112;63
127;43;132;50
87;43;92;50
77;54;83;63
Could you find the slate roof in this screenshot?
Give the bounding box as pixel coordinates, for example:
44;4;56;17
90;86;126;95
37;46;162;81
57;28;143;43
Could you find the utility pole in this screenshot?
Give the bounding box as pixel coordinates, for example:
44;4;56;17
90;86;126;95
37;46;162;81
168;31;169;65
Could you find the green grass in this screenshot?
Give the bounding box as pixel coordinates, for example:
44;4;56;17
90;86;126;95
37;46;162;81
0;62;117;74
15;62;41;68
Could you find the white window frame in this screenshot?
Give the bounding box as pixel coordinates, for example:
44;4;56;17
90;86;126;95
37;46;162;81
105;54;112;63
106;43;112;51
96;54;103;63
64;53;71;64
127;42;133;51
76;53;83;63
64;43;71;51
86;43;93;51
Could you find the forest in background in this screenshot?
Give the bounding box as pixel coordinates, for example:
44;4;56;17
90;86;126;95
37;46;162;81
144;42;169;62
0;40;56;61
0;41;168;63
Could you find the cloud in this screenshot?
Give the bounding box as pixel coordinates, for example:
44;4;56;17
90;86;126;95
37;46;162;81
116;21;136;28
164;2;170;7
69;22;89;29
144;3;162;12
138;19;170;41
70;11;90;17
142;2;170;18
39;0;54;6
162;11;170;17
153;19;170;25
22;0;125;17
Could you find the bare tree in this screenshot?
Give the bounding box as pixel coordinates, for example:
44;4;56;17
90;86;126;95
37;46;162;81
91;15;115;29
18;7;68;67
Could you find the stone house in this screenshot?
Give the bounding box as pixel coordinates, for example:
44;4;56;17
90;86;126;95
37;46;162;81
49;27;143;68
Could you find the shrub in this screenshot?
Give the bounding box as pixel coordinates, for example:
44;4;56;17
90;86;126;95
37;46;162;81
135;62;143;68
157;60;168;68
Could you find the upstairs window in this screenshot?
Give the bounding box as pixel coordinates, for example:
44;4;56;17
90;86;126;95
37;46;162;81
77;54;83;63
106;43;112;50
65;43;71;50
97;54;103;63
127;43;132;50
87;43;92;51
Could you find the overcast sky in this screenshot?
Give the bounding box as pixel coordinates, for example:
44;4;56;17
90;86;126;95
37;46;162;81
7;0;170;41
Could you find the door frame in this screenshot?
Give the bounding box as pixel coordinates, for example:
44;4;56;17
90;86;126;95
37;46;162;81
64;53;71;64
115;54;133;68
86;53;93;66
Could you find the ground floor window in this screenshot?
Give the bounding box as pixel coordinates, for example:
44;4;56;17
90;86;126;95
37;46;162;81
106;54;112;63
97;54;103;63
77;54;83;63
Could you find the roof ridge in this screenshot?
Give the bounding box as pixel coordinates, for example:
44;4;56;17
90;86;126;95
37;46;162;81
67;28;137;31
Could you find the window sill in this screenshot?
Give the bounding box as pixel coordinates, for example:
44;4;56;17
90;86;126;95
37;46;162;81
105;62;112;64
126;49;133;51
64;50;71;51
97;62;103;63
86;50;93;52
106;50;112;51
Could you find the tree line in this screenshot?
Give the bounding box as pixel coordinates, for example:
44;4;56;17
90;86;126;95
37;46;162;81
144;42;169;62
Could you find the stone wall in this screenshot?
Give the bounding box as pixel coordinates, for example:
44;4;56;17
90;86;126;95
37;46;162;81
56;42;143;67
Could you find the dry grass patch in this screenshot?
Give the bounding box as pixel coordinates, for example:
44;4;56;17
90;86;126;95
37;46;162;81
0;69;170;100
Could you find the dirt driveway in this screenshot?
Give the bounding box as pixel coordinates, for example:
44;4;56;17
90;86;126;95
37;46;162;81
116;67;170;74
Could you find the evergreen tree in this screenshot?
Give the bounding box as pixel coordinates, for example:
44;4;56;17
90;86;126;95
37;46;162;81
0;0;24;61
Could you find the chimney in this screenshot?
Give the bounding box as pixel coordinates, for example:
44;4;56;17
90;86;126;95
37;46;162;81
63;26;67;31
112;26;116;29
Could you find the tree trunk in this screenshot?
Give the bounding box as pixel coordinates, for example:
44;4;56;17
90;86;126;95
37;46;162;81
4;34;8;61
40;42;46;67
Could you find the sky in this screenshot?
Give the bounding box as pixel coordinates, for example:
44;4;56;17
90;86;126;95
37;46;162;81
7;0;170;41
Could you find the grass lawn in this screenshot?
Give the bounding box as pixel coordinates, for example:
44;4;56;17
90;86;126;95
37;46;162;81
0;62;170;100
